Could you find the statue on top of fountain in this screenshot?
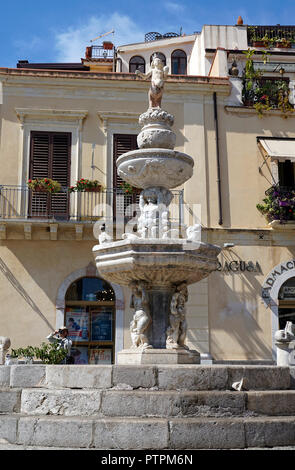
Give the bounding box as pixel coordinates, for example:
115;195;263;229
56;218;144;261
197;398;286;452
136;55;169;108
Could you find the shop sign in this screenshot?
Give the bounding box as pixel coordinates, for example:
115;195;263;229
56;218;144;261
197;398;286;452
216;260;262;273
262;259;295;300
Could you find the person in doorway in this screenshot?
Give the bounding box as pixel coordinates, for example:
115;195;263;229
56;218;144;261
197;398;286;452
46;327;73;364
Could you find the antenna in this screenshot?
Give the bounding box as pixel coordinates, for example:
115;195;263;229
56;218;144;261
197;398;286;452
90;30;115;43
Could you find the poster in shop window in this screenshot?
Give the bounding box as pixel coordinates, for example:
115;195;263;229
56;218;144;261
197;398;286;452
89;348;112;365
65;308;89;342
91;311;113;341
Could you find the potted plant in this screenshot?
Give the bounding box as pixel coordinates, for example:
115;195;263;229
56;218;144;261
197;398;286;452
275;38;291;48
27;178;61;193
257;185;295;223
69;178;103;193
119;181;134;194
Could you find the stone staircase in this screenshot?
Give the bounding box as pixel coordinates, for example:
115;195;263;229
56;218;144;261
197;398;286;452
1;364;295;449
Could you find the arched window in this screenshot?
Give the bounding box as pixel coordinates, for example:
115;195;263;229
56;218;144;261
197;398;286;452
278;277;295;329
65;277;115;364
171;49;187;75
150;52;166;67
129;56;145;73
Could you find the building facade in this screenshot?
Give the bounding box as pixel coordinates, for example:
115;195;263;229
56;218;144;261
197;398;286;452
1;20;295;363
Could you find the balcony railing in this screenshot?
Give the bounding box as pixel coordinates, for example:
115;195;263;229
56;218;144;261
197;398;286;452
247;25;295;47
0;186;184;229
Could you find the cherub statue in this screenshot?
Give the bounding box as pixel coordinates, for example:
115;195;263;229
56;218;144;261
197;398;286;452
137;187;172;239
136;55;169;108
166;282;189;349
129;281;152;350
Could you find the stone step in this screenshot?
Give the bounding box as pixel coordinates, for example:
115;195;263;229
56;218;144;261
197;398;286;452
3;388;295;418
1;414;295;449
1;364;291;391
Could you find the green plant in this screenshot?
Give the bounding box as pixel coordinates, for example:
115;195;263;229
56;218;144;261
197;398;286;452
34;342;67;364
69;178;102;192
10;342;67;364
27;178;61;193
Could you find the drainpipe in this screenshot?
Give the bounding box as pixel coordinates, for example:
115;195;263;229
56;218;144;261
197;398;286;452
213;92;223;225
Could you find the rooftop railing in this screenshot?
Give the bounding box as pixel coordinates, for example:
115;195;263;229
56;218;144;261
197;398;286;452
247;25;295;47
89;45;114;60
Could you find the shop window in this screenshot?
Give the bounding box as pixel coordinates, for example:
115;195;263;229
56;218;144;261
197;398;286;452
278;277;295;329
171;49;187;75
150;52;166;66
65;277;115;364
129;56;145;73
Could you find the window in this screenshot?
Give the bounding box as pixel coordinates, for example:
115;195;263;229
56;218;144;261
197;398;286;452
278;160;295;187
29;131;71;218
171;49;187;75
113;134;140;224
65;277;115;364
278;277;295;329
129;56;145;73
150;52;166;67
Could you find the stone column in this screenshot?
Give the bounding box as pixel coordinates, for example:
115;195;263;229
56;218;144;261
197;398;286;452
148;287;174;349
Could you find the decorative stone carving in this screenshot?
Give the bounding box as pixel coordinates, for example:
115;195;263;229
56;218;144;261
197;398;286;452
275;321;295;343
98;223;113;244
0;336;11;365
186;224;202;243
137;108;176;150
129;281;152;350
117;149;194;189
166;283;189;349
137;187;173;239
135;55;169;109
275;321;295;366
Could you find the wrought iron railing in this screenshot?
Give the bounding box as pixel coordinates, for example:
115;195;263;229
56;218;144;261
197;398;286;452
0;185;184;228
247;25;295;47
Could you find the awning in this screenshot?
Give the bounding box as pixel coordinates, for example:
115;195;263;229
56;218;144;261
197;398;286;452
258;139;295;161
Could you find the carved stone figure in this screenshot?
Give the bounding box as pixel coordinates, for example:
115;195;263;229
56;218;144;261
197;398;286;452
136;56;169;108
137;187;173;239
186;224;202;243
98;223;113;244
166;283;189;349
275;321;295;343
0;336;11;365
129;281;152;350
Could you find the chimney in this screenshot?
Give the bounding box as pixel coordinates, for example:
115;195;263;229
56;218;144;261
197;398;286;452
236;16;243;25
85;46;92;59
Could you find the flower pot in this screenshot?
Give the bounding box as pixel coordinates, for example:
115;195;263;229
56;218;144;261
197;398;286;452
85;186;101;192
253;41;268;47
32;186;48;193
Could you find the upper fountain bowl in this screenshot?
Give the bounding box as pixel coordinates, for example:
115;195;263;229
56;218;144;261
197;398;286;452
117;148;194;189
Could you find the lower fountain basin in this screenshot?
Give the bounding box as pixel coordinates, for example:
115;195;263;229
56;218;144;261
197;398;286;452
93;238;221;287
116;148;194;189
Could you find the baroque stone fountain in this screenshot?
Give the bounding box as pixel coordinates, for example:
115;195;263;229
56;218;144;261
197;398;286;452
93;56;221;364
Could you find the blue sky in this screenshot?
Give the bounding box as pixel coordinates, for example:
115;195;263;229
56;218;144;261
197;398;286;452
1;0;295;68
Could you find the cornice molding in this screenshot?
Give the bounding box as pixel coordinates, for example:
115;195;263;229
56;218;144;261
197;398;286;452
15;107;88;124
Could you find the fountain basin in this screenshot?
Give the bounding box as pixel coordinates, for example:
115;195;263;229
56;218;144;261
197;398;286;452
93;238;221;287
116;148;194;189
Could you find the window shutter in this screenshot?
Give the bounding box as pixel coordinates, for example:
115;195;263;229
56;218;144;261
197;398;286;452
113;134;139;221
29;131;71;218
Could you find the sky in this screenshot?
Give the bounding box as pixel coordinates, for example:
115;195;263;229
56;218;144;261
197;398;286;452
1;0;295;68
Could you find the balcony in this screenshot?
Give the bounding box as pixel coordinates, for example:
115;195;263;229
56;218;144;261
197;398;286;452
0;186;184;240
247;25;295;48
